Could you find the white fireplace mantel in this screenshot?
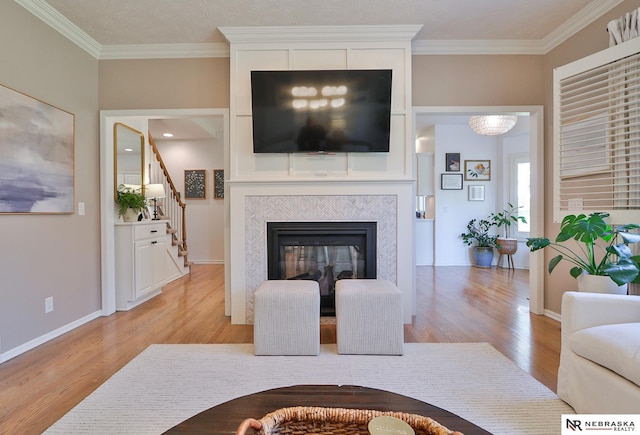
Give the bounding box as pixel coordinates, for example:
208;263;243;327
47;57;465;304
223;25;419;324
220;25;423;45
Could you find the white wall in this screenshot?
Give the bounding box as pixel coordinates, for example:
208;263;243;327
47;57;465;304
434;124;499;266
155;138;225;263
432;122;531;269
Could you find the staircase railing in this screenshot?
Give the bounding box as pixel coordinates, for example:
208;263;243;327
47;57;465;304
148;133;189;265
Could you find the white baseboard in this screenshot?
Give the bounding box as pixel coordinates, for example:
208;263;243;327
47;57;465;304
544;309;561;322
0;310;102;364
192;260;224;265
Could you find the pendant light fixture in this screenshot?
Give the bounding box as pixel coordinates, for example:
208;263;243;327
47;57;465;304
469;115;518;136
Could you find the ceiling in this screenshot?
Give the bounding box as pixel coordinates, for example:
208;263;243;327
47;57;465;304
19;0;623;57
22;0;622;140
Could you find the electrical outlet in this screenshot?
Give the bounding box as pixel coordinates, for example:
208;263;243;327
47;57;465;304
45;296;54;314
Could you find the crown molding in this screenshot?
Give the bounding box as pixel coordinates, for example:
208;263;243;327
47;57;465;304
15;0;625;59
219;25;423;45
411;0;623;55
540;0;624;53
14;0;101;58
412;39;546;55
99;43;230;60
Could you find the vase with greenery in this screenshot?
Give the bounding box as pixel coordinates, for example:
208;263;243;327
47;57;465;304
526;212;640;290
461;218;499;267
116;184;147;220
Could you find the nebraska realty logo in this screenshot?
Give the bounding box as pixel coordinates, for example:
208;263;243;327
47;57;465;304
562;415;639;433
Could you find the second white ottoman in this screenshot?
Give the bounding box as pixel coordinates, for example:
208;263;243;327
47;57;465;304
253;280;320;356
335;279;404;355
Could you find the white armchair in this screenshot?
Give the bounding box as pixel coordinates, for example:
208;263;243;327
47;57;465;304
558;291;640;413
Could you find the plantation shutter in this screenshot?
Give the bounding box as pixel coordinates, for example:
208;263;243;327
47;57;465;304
554;38;640;224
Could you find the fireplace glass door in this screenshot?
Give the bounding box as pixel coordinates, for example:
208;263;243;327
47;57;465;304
267;222;376;316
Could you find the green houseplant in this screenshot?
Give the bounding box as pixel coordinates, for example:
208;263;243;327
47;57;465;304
461;218;499;267
490;203;527;239
116;184;147;220
526;212;640;290
490;203;527;261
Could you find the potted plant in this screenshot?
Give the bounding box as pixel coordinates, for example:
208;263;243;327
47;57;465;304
461;218;499;268
490;203;527;257
526;212;640;294
116;184;147;221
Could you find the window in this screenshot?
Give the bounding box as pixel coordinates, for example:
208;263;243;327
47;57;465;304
554;41;640;223
510;153;530;238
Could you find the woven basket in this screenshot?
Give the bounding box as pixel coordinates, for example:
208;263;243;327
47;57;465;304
235;406;464;435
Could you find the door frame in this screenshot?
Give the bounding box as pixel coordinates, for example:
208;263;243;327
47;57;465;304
100;108;229;315
412;106;544;314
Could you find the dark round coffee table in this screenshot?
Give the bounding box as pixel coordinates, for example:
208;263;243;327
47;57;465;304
163;384;490;434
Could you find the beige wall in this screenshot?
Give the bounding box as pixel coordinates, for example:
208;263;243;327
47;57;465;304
99;58;230;109
0;2;100;353
412;55;545;106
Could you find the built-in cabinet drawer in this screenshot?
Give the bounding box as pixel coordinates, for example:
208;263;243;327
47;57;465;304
134;223;166;240
115;221;167;310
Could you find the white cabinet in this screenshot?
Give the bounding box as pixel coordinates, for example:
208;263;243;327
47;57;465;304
115;221;167;310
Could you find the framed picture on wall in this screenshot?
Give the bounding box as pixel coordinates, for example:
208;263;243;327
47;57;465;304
213;169;224;199
0;83;75;214
464;160;491;181
441;173;463;190
184;169;207;199
445;153;461;172
468;185;485;201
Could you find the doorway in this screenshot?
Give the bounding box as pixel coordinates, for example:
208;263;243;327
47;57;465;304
99;108;229;315
413;106;544;314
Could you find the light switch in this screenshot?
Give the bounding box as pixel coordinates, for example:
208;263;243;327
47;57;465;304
78;202;85;215
567;198;583;210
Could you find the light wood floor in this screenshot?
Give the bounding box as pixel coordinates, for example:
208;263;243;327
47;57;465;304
0;264;560;434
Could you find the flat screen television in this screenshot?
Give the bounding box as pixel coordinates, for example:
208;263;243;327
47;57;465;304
250;69;392;153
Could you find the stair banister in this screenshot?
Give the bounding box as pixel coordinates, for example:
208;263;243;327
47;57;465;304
148;133;189;265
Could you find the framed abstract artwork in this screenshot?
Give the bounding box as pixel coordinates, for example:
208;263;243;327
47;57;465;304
0;84;75;214
213;169;224;199
184;169;206;199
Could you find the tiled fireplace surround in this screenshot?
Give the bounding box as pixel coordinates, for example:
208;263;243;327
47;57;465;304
244;194;397;323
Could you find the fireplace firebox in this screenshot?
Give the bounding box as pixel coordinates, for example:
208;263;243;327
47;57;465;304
267;222;377;316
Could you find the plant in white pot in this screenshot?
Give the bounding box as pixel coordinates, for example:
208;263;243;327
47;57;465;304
526;212;640;294
461;218;499;268
116;184;147;222
490;203;527;258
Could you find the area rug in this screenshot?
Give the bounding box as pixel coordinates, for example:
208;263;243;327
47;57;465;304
45;343;573;434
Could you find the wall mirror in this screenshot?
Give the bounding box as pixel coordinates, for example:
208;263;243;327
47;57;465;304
114;122;144;201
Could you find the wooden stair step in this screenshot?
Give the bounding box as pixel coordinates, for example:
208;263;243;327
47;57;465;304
178;249;188;257
166;228;177;234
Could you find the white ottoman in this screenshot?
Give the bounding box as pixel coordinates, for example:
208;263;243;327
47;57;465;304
253;280;320;356
335;279;404;355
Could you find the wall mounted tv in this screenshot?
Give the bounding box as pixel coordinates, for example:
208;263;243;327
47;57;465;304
251;69;392;153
